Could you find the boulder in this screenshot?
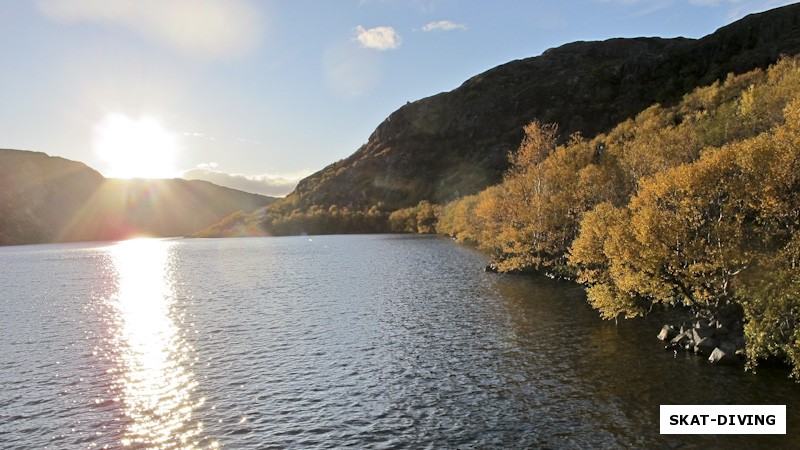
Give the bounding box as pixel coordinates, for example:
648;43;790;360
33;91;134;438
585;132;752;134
658;324;678;341
709;344;739;365
691;326;715;343
680;318;695;334
694;337;718;356
695;318;710;329
670;332;692;348
732;336;746;351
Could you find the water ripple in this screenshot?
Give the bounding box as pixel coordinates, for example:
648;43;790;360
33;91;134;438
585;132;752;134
2;236;800;448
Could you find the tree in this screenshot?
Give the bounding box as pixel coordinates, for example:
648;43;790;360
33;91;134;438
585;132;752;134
484;124;612;276
571;96;800;326
437;194;481;242
388;207;417;233
572;138;764;320
387;200;441;234
739;235;800;378
415;200;440;234
569;203;648;319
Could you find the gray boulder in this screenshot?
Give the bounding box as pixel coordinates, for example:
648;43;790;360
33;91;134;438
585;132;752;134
695;317;710;329
658;324;678;341
691;326;715;343
670;332;692;348
709;344;739;365
694;337;718;356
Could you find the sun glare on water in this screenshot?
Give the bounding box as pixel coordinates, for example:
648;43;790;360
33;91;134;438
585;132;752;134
94;114;178;179
107;238;205;447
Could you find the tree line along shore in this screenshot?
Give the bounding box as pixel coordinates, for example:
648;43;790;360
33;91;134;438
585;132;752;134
192;57;800;379
404;57;800;378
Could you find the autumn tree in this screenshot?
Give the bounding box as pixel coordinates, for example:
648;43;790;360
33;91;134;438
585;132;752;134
739;236;800;379
388;207;417;233
481;122;625;276
388;200;442;234
571;96;800;326
568;203;647;319
437;194;481;242
415;200;440;234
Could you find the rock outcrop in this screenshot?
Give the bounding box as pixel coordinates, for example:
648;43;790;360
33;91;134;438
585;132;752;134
288;4;800;215
659;304;746;365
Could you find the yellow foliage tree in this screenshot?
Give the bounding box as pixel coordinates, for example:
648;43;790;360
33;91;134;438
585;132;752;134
437;194;482;242
572;96;800;323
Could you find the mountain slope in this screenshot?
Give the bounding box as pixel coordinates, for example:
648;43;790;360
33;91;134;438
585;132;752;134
289;4;800;213
0;149;104;245
0;149;276;245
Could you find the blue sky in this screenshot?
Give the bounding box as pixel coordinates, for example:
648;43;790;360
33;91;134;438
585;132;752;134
0;0;796;196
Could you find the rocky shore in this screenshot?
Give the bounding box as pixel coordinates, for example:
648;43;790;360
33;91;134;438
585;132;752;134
658;304;746;365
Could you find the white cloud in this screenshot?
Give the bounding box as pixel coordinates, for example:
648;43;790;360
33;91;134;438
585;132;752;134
353;25;402;50
421;20;468;32
36;0;264;59
181;164;311;197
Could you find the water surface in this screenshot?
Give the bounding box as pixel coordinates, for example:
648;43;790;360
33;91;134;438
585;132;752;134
1;235;799;448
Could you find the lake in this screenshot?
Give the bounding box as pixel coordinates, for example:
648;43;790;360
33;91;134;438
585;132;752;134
1;234;799;448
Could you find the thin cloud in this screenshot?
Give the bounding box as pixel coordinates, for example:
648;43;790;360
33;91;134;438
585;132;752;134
723;0;799;19
181;131;216;141
182;164;311;197
421;20;468;32
602;0;797;19
353;25;402;50
599;0;653;4
689;0;721;5
36;0;264;59
532;13;567;30
598;0;691;3
598;0;675;17
323;40;381;98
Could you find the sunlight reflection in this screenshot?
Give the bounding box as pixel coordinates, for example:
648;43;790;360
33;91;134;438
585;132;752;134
107;238;203;448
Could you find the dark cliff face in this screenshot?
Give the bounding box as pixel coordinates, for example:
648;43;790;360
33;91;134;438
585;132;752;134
0;149;276;245
291;3;800;212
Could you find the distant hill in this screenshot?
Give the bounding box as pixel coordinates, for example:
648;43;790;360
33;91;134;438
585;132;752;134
0;149;276;245
288;3;800;212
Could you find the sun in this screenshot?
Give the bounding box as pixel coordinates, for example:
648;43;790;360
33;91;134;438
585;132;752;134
94;114;178;179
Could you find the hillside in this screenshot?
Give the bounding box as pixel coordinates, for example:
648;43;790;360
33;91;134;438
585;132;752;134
0;149;276;245
436;52;800;376
289;3;800;213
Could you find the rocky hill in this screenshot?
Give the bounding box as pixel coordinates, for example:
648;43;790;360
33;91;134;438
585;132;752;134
289;4;800;212
0;149;276;245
